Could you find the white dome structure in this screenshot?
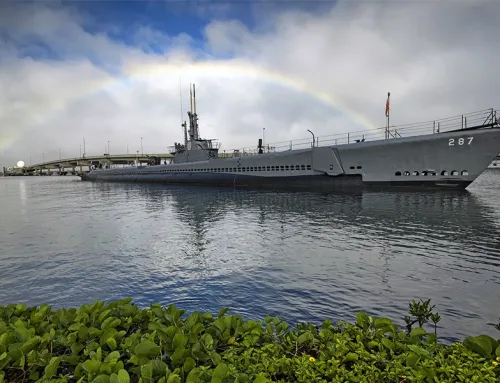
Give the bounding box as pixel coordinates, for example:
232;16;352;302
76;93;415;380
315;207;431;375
16;160;25;168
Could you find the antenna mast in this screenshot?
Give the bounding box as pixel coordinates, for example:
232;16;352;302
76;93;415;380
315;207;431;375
193;83;199;140
179;76;187;147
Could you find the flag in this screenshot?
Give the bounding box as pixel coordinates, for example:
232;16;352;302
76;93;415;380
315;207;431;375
385;92;390;117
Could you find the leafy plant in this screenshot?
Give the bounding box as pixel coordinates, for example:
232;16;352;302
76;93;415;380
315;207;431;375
404;299;439;334
0;298;498;383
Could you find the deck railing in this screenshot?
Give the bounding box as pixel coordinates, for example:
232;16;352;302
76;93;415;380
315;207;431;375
218;108;498;158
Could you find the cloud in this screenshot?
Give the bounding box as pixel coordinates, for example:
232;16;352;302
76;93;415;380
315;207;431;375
0;0;499;166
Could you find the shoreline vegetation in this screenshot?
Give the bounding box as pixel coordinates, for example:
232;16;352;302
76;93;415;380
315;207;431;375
0;298;499;383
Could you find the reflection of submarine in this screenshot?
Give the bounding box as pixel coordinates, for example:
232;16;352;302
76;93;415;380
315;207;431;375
91;182;498;247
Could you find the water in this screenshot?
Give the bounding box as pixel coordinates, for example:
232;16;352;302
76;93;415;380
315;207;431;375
1;172;499;343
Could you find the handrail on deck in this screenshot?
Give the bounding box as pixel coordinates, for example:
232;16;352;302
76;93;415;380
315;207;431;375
219;108;499;158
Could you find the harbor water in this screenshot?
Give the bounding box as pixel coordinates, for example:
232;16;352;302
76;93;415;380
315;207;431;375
1;171;499;343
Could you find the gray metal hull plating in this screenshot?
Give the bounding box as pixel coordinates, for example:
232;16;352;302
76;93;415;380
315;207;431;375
80;127;500;191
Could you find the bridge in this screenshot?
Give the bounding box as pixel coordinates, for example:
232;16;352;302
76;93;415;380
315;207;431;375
2;153;174;176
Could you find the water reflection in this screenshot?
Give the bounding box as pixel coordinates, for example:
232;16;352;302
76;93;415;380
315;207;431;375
105;183;498;249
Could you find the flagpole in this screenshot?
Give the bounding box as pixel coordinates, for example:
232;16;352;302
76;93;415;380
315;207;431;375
385;92;391;139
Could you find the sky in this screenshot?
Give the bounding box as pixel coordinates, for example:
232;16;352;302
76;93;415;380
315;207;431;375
0;0;499;166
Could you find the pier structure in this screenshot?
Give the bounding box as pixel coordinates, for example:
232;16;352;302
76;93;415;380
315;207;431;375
2;153;174;176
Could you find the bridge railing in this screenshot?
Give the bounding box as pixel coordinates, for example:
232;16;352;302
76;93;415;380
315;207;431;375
28;153;174;168
219;108;498;157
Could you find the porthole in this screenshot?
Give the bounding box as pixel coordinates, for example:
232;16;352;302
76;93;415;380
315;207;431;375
403;171;410;176
441;171;448;176
422;171;428;176
395;171;401;176
306;165;311;170
413;171;419;176
301;165;306;170
357;166;362;169
349;166;355;169
295;165;300;170
461;170;469;176
451;170;458;176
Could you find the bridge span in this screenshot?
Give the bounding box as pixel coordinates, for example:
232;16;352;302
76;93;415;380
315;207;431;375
3;153;174;176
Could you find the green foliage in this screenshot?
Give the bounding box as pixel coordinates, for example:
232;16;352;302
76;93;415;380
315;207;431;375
0;298;498;382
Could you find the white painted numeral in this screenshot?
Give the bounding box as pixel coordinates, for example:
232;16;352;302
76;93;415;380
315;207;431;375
448;137;473;146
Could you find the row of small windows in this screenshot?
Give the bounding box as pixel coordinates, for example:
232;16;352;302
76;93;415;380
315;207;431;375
112;164;312;175
349;166;363;170
395;170;469;176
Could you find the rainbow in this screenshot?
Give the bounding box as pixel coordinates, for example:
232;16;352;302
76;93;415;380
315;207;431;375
0;59;380;151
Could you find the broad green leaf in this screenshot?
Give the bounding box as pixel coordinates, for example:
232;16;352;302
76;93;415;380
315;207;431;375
253;375;269;383
464;335;494;358
141;363;153;382
344;353;358;362
374;318;393;329
117;369;130;383
210;351;221;366
167;374;181;383
381;338;395;351
104;351;121;363
149;359;169;374
106;337;117;350
20;336;40;354
355;312;369;330
82;359;101;374
186;368;202;382
217;308;229;318
92;375;111;383
407;345;430;358
202;334;214;351
183;356;196;372
44;357;60;379
173;333;188;350
212;362;229;380
135;340;161;358
406;352;419;368
297;331;314;344
410;327;427;337
426;334;437;344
